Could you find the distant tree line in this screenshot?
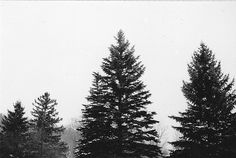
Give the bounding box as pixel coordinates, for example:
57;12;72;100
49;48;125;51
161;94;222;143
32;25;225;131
0;30;236;158
0;93;68;158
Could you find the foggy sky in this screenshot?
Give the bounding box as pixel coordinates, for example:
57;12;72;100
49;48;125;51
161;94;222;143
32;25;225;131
1;1;236;147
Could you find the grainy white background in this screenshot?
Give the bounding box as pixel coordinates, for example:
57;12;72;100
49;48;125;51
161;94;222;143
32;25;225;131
1;1;236;150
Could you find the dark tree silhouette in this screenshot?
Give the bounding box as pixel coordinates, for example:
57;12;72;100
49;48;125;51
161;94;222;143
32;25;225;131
0;101;29;158
169;43;236;158
76;30;161;158
30;92;68;158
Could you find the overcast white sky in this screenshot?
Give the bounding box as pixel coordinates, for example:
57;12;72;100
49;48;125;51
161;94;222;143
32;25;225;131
1;1;236;146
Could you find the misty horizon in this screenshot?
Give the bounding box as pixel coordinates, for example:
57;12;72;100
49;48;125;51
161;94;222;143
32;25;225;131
1;1;236;156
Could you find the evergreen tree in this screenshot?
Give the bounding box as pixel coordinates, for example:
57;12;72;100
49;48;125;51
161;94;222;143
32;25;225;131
30;92;68;158
76;30;161;158
0;101;29;158
169;43;236;158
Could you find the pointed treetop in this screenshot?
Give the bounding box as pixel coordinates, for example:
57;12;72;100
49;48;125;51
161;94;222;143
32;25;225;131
116;29;125;43
13;101;24;111
192;43;215;64
111;30;131;54
43;92;50;99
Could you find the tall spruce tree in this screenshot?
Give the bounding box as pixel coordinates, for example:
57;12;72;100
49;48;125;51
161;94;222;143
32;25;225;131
76;30;161;158
169;43;236;158
30;92;68;158
0;101;29;158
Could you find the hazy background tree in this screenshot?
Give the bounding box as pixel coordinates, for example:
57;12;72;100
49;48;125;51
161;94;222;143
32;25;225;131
30;92;68;158
156;124;170;157
169;43;236;158
61;118;81;158
76;30;161;158
0;113;3;126
0;101;29;158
